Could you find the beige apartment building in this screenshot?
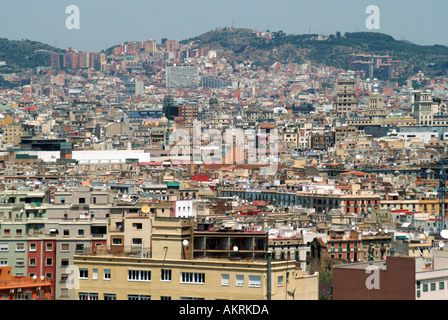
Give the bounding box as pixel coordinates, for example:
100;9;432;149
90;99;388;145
3;125;24;145
334;79;358;118
73;217;319;300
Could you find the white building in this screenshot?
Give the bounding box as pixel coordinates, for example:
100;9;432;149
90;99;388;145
175;200;195;218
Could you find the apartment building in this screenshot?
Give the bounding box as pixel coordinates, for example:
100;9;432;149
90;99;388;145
73;216;319;300
333;253;448;300
0;187;110;300
332;256;417;300
0;266;52;300
334;79;358;118
296;189;380;215
3;125;25;145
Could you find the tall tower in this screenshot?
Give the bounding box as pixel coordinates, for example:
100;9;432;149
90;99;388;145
163;95;174;147
334;79;358;119
412;90;434;125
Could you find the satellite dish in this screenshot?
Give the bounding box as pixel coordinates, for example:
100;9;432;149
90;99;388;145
439;241;445;248
182;239;189;246
441;230;448;239
233;246;239;252
40;275;45;280
141;206;150;214
33;275;37;280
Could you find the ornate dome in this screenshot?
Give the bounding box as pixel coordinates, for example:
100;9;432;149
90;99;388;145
160;116;168;124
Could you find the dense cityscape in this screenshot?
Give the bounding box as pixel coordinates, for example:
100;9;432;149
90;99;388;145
1;23;448;304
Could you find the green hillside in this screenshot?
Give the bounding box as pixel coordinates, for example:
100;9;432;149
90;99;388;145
183;28;448;78
0;38;64;71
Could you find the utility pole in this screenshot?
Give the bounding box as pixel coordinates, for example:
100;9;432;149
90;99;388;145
267;250;272;300
439;158;446;232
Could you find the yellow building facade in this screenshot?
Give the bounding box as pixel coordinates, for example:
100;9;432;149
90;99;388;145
73;255;318;300
73;217;319;300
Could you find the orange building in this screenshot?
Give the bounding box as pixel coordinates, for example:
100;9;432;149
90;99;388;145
0;266;52;300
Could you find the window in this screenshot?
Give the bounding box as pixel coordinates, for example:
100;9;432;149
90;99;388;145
4;229;10;236
128;295;151;300
417;290;421;298
79;198;86;204
16;243;25;251
78;293;98;300
278;276;283;287
78;229;85;236
431;283;436;291
112;238;122;246
60;288;69;297
16;258;24;267
236;275;244;287
29;258;36;266
104;294;116;300
61;243;70;251
423;284;428;292
181;272;205;284
61;259;69;267
93;268;98;280
92;197;97;204
0;243;8;251
161;296;171;300
221;274;229;286
0;259;7;266
79;268;88;279
63;229;70;236
128;270;151;282
61;273;69;282
440;282;445;290
46;243;53;251
132;238;142;246
16;229;23;236
104;269;111;280
133;223;142;230
76;244;84;253
249;275;261;288
46;258;53;267
161;269;172;281
29;243;37;252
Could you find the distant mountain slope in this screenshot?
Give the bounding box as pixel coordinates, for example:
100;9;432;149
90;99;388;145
0;38;64;71
182;28;448;78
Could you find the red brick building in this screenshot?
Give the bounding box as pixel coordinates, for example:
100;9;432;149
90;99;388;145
332;256;416;300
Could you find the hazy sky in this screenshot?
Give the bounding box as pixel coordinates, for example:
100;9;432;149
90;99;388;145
1;0;447;52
